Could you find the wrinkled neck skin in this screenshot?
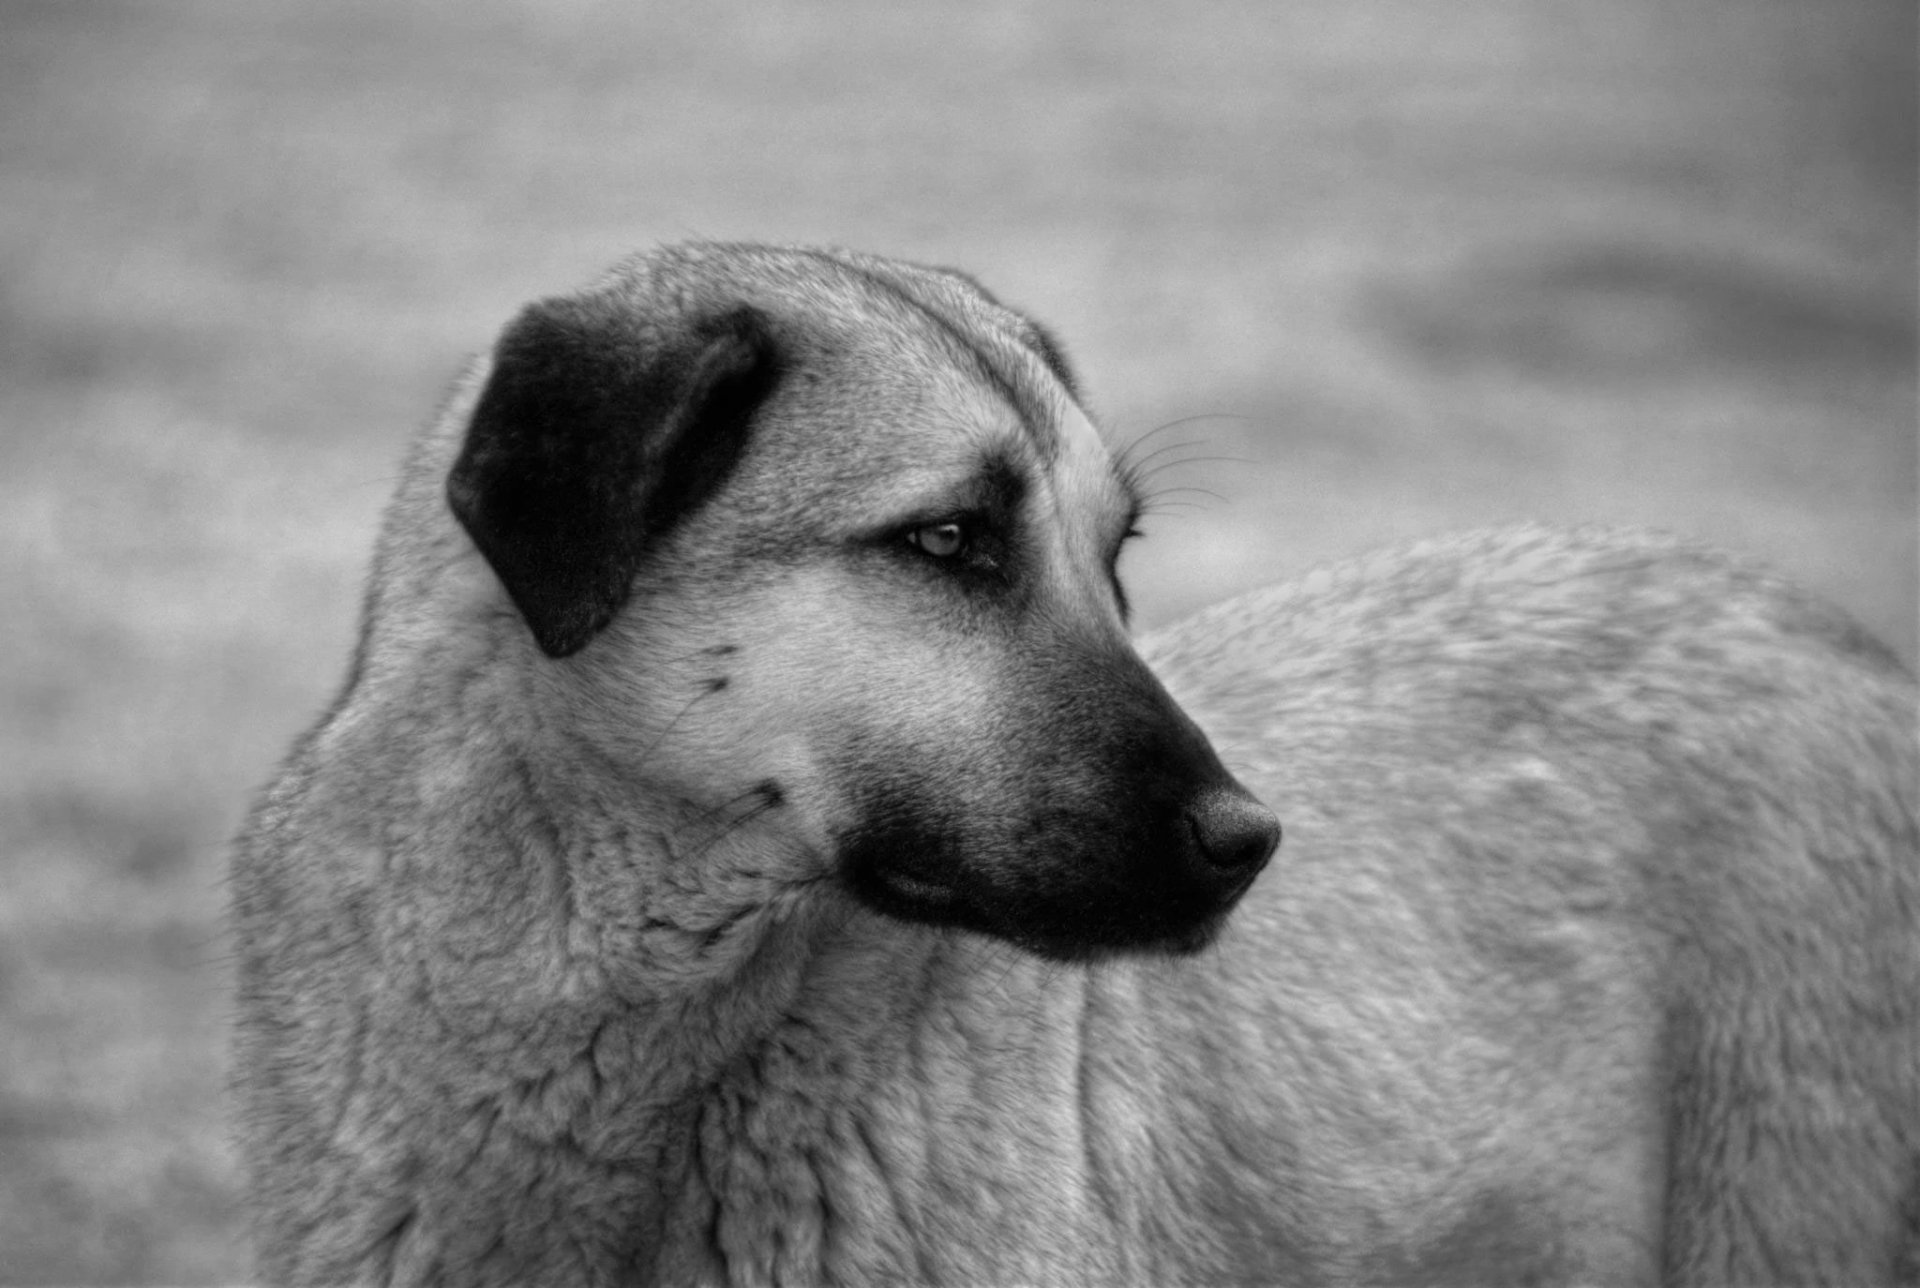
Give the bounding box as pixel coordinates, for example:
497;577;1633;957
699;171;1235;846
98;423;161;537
326;630;1177;1288
379;799;1138;1287
655;916;1134;1288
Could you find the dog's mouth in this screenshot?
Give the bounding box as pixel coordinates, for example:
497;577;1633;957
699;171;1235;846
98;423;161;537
862;863;958;912
857;867;1248;963
837;795;1277;964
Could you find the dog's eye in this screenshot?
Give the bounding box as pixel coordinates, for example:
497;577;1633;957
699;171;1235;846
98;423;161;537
907;522;967;559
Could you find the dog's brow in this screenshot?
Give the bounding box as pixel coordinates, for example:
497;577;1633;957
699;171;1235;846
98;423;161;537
959;343;1060;463
945;449;1029;521
794;250;1062;460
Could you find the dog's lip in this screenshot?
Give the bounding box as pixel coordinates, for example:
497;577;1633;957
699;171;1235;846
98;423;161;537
871;866;957;909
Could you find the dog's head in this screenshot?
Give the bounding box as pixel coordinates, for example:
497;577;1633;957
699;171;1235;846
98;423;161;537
442;243;1278;964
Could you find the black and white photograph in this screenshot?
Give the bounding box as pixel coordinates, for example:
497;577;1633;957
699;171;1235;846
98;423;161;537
3;2;1914;1284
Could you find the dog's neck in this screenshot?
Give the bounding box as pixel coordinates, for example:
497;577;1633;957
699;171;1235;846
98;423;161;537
644;920;1150;1286
328;671;1197;1284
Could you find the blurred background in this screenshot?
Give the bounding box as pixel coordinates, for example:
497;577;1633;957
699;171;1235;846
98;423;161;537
2;0;1913;1281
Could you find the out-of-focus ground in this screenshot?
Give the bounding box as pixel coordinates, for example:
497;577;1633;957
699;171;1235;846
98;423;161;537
1;1;1912;1281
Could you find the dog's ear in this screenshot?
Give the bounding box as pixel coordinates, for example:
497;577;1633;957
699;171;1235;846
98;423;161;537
447;298;780;658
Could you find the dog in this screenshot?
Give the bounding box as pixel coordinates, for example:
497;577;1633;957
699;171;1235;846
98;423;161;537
231;242;1919;1286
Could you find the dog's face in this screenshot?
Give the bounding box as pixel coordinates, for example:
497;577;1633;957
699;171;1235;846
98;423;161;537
445;244;1278;965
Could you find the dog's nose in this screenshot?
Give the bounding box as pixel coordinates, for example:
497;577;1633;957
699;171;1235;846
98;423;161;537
1186;789;1282;877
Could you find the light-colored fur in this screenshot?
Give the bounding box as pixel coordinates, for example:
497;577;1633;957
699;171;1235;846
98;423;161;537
232;243;1920;1286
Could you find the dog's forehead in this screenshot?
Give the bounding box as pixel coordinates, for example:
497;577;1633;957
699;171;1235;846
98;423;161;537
764;337;1059;498
820;310;1126;516
792;251;1064;446
638;243;1068;450
604;242;1134;519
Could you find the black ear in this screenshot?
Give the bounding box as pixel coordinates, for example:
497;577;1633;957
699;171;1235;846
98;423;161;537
446;297;780;657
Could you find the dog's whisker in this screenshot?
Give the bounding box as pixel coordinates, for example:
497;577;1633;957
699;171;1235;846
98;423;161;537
1115;411;1253;458
630;682;727;775
682;783;777;837
655;642;743;668
1117;437;1211;477
1136;503;1206;520
1140;483;1227;504
1128;452;1254;486
675;783;785;866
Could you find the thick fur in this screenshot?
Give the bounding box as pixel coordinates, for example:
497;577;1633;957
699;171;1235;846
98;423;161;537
231;242;1920;1287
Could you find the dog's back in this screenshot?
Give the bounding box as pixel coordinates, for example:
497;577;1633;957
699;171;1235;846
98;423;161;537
1145;525;1919;1284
